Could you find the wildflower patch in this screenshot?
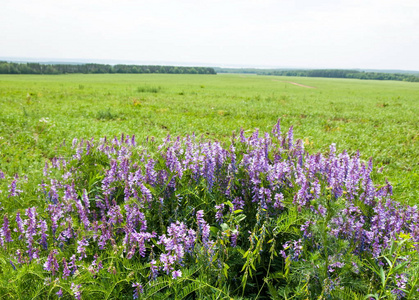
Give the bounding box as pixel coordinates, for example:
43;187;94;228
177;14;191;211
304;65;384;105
0;120;418;299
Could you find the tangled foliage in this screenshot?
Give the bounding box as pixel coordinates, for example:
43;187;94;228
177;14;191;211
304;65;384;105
0;120;418;299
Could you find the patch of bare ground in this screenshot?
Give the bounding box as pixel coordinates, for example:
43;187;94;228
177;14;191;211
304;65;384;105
272;79;317;89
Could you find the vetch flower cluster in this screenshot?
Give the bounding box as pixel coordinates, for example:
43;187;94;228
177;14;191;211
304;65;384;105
0;119;418;298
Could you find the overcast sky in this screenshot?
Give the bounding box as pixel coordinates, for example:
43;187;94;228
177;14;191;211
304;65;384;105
1;0;418;70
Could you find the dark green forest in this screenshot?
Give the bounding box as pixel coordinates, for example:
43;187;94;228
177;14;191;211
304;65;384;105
0;61;216;75
215;67;419;82
2;61;418;82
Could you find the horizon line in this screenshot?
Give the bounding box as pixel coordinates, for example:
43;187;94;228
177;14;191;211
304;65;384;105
1;56;419;73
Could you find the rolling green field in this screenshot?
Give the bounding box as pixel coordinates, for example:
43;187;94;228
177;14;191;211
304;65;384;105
0;74;418;203
1;73;419;299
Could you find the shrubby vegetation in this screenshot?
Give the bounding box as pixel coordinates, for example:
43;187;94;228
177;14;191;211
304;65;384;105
1;120;418;299
215;68;419;82
2;74;417;204
0;61;216;75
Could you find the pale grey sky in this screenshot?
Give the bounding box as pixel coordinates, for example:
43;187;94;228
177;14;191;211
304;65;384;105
1;0;418;70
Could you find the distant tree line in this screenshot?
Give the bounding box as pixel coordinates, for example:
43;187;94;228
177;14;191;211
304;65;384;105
0;61;216;75
215;68;419;82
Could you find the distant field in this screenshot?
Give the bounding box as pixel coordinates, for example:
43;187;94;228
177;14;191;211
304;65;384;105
0;74;418;203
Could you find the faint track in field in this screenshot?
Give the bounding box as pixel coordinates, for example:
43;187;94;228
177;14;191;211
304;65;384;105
272;79;317;89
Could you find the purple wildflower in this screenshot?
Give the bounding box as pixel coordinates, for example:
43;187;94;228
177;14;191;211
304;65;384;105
281;239;303;261
317;204;327;217
15;249;24;264
38;219;48;250
56;289;63;298
328;261;345;273
107;204;123;225
391;273;408;299
97;221;111;250
1;215;13;244
8;175;22;197
24;207;39;261
88;253;103;275
145;159;157;185
68;255;78;274
62;258;71;279
287;126;294;149
70;283;82;300
82;189;91;215
301;220;313;238
215;204;225;224
9;260;16;270
172;270;182;279
157;222;196;275
196;210;210;246
272;119;281;140
133;282;143;299
150;259;159;280
274;193;284;210
232;197;245;211
231;225;239;247
47;203;64;236
72;138;78;148
44;250;60;276
74;197;90;229
77;237;89;260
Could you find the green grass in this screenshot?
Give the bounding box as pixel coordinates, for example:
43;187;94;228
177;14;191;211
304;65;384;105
0;73;418;203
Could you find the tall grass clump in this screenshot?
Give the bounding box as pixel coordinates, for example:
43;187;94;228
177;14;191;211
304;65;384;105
96;108;118;120
0;120;418;299
136;86;161;93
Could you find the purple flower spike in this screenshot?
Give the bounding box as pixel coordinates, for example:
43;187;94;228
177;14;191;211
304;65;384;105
89;253;103;275
56;289;63;298
8;175;22;198
24;207;39;261
150;259;159;280
1;215;13;244
69;255;78;274
43;162;49;177
281;239;303;261
62;258;71;279
287;126;294;149
231;225;239;247
43;249;60;276
38;219;48;250
215;204;225;224
77;237;89;260
272;119;281;140
133;282;143;299
274;193;284;210
172;270;182;279
392;274;408;299
70;283;82;300
196;210;210;246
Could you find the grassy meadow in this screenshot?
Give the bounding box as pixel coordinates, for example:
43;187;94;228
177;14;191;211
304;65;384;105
1;74;418;203
1;73;419;299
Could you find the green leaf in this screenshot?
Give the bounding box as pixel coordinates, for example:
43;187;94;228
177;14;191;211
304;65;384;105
379;267;386;289
364;293;379;300
235;214;246;223
389;240;396;255
382;256;392;268
210;226;219;235
393;261;409;273
223;263;229;278
220;223;229;231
